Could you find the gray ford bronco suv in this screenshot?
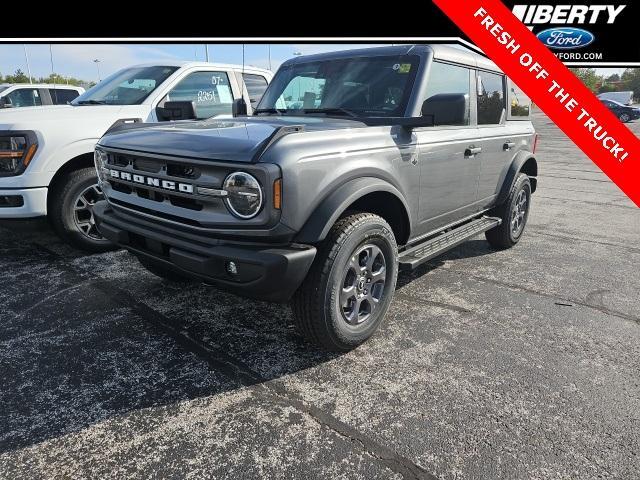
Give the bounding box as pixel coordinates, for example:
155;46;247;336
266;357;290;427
93;45;537;351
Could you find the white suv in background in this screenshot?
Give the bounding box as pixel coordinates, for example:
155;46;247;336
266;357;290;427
0;62;272;251
0;84;85;108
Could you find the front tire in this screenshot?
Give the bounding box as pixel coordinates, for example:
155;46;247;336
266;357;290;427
291;213;398;352
49;167;116;253
619;112;631;123
485;173;532;250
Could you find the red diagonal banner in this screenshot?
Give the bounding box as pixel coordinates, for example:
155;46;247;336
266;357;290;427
433;0;640;207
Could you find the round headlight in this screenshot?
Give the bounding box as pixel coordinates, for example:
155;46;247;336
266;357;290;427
223;172;263;219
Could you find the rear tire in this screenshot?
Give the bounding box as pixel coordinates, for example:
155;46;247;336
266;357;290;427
291;213;398;352
137;256;194;283
485;173;531;250
48;167;117;253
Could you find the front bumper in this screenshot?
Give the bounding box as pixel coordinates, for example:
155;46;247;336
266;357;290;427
0;187;47;218
93;201;317;302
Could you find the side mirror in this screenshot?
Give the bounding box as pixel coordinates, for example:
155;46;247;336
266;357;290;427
156;101;196;121
232;98;248;117
421;93;469;126
0;97;13;109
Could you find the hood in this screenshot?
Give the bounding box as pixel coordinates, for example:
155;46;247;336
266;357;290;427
99;116;365;163
0;104;127;130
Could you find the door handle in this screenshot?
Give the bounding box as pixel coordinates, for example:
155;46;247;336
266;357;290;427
503;141;516;151
465;146;482;157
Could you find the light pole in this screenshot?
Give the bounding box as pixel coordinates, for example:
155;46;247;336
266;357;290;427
93;59;101;82
23;45;33;84
205;44;209;62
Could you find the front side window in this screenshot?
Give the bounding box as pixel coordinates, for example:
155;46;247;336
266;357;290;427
257;55;420;117
242;74;269;107
477;71;506;125
165;71;234;119
73;66;178;105
422;62;471;126
6;88;42;107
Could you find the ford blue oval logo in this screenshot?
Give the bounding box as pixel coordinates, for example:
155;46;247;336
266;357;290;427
537;28;595;50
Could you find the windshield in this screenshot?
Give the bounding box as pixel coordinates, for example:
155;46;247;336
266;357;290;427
256;55;420;118
72;66;179;105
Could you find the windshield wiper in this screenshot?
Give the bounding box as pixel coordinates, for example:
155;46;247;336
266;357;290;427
303;108;359;118
253;108;287;115
75;99;108;105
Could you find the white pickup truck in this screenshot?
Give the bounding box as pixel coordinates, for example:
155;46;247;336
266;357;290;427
0;61;272;251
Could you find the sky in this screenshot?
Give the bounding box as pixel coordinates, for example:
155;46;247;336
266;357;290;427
0;44;388;82
0;43;626;84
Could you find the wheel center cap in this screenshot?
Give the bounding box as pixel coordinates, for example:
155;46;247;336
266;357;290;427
357;276;367;291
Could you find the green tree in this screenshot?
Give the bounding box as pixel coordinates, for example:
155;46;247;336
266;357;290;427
37;73;86;86
5;69;30;83
606;73;621;82
570;68;600;92
598;84;617;94
621;68;640;100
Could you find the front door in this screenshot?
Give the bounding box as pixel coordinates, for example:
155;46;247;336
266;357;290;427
415;61;481;236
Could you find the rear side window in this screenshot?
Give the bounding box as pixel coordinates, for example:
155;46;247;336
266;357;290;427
165;71;234;119
49;88;81;104
422;62;471;126
6;88;43;107
509;84;531;118
242;74;269;107
477;72;506;124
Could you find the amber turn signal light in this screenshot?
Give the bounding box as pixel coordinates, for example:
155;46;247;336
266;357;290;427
273;178;282;210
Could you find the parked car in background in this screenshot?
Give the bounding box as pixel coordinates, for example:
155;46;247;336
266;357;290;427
93;45;537;351
600;98;640;122
0;62;272;251
0;84;85;108
597;91;634;105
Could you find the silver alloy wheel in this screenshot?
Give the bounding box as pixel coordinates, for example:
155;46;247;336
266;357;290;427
511;189;528;237
620;113;630;122
340;244;387;325
73;183;105;241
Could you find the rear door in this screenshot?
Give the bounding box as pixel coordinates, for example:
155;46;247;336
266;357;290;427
415;61;482;235
474;70;512;203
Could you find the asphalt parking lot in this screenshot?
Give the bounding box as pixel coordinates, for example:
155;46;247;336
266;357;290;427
1;110;638;480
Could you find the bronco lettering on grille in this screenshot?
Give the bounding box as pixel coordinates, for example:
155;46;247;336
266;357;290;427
109;169;194;194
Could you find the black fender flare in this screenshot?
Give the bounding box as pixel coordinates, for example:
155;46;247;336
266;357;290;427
496;151;538;206
294;177;412;244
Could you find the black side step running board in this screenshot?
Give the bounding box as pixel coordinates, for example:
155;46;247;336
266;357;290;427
399;216;501;270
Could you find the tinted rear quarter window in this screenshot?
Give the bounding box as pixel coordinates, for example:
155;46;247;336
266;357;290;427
50;88;81;104
477;72;506;124
242;74;269;106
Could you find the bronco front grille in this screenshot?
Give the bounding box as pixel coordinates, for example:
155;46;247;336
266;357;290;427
102;151;229;225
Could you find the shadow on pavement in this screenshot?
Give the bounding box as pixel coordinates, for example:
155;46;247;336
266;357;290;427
0;218;488;454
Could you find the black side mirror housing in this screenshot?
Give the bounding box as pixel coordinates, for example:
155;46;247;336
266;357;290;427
156;101;196;121
232;98;248;117
421;93;469;126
